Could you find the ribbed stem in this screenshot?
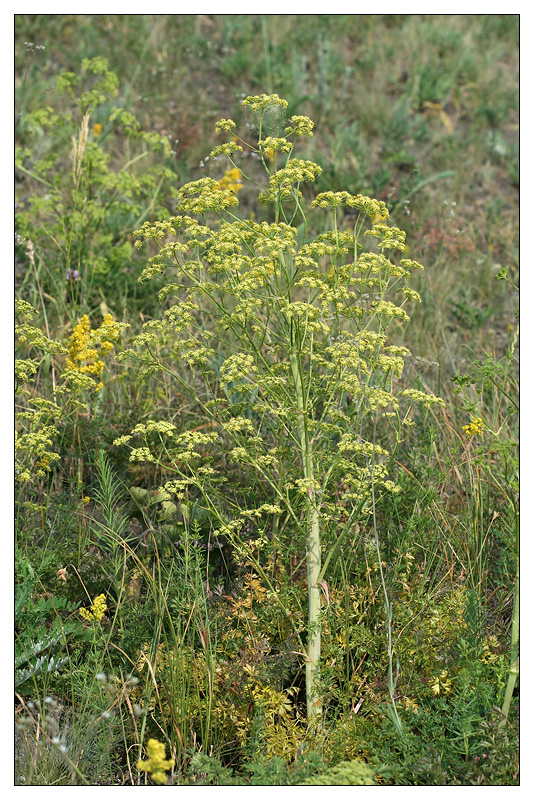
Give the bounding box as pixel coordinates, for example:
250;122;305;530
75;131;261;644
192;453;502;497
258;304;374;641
290;351;322;722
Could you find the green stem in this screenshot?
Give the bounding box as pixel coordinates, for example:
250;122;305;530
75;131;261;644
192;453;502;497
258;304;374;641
289;347;322;722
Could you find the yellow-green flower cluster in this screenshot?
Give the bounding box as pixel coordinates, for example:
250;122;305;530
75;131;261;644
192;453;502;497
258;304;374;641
134;218;180;243
372;300;410;321
400;257;425;271
259;136;293;155
129;447;156;463
285;115;314;137
259;159;322;204
363;386;398;412
240;502;283;519
221;417;256;435
312;192;389;220
137;738;174;785
175;177;238;215
131;420;177;437
337;434;389;458
398;287;422;303
16;298;68;356
462;416;485;436
215;118;236;133
209;141;243;159
365;224;407;251
15;359;38;388
338;462;400;502
400;388;445;409
174;430;219;453
79;593;107;622
219;353;259;391
357;252;409;279
15;427;61;482
242;93;288;111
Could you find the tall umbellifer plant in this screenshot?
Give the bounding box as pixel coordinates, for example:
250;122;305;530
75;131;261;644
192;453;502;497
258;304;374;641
115;94;443;724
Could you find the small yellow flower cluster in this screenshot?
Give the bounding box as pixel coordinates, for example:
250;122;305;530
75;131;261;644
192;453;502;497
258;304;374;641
259;136;293;155
221;416;256;434
242;93;288;111
365;224;407;251
400;257;425;272
15;427;60;481
356;253;409;280
92;122;103;137
398;287;422;303
137;738;175;785
217;167;243;194
400;387;445;409
219;353;258;388
66;314;124;391
337;434;389;458
175;177;238;215
130;420;177;437
462;416;485;437
214;118;236;133
79;593;107;622
372;300;410;322
209;141;243;159
285;115;314;137
312;191;389;221
16;358;38;387
240;502;283;519
258;159;322;204
129;447;156;463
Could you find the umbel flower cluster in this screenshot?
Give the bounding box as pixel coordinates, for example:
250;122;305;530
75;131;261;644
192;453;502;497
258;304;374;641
116;94;444;721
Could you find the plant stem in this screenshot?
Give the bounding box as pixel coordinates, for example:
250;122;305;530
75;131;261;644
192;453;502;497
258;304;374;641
289;348;322;722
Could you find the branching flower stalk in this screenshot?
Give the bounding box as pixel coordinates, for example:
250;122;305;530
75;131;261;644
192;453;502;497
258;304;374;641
115;94;444;724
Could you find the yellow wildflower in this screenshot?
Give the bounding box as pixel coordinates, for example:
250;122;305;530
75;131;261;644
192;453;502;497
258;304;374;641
462;416;485;437
66;313;124;389
92;123;103;137
79;593;107;623
137;738;175;785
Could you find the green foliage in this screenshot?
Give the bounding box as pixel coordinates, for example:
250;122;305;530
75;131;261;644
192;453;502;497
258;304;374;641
304;758;376;785
16;57;176;322
15;551;87;694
